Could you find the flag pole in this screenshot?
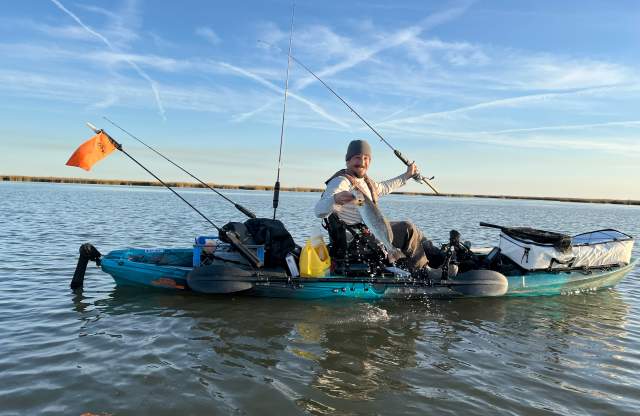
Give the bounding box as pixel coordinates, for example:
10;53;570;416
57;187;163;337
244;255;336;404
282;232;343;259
101;117;256;219
87;123;221;231
84;123;263;268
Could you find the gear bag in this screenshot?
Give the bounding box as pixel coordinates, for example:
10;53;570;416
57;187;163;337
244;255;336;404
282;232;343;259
244;218;297;268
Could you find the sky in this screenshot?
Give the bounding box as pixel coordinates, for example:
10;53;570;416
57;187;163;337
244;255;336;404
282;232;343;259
1;0;639;199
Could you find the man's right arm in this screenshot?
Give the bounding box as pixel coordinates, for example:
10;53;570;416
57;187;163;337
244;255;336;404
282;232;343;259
314;176;352;218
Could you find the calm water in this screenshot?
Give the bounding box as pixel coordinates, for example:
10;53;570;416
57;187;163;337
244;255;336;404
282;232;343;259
1;181;639;415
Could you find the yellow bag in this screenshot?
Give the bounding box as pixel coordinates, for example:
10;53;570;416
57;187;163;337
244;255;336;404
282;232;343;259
299;239;331;277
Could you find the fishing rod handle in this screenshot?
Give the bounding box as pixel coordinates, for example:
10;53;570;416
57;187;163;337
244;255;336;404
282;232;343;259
396;153;438;194
223;230;263;268
396;149;439;193
236;204;257;219
394;149;411;165
272;181;281;209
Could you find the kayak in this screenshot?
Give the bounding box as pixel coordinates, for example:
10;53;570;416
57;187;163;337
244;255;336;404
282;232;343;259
69;220;636;300
88;244;636;299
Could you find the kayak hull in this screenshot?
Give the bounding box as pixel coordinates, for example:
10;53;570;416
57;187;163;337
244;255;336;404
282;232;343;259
505;261;635;297
99;248;637;299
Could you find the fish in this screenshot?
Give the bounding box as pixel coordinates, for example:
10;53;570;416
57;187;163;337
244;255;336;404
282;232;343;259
354;189;405;263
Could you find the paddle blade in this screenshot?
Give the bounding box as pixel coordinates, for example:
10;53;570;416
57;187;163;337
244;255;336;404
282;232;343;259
187;264;255;294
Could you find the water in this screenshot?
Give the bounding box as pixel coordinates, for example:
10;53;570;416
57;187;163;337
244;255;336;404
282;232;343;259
1;181;639;415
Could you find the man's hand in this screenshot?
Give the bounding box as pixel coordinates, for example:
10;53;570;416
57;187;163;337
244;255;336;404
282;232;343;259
404;162;419;180
334;191;356;205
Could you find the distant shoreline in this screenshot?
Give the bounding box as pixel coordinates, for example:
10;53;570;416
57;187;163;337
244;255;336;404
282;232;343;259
3;175;639;206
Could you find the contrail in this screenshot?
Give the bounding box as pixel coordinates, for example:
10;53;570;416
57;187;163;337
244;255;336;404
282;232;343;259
380;92;561;126
232;98;279;122
478;120;640;135
378;85;620;127
219;62;349;128
252;2;472;126
379;120;640;156
383;124;640;155
49;0;166;120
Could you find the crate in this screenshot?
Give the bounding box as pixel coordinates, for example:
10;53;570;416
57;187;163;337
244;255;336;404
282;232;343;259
193;236;265;267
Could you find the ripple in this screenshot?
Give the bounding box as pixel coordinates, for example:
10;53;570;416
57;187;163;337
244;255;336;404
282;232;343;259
2;182;640;414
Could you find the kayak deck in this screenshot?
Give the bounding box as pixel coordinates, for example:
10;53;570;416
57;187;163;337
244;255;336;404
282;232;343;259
99;247;637;299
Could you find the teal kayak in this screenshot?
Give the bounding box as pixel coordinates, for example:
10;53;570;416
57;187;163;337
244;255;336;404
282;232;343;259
95;246;637;299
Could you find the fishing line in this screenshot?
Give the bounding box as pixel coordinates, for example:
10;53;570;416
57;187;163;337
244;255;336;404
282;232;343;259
102;116;256;219
86;123;222;231
85;123;263;268
259;40;439;194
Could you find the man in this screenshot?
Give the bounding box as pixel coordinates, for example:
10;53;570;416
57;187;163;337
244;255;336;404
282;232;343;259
314;139;430;274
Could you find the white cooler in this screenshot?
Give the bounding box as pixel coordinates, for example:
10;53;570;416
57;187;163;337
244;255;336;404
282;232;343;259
499;229;633;271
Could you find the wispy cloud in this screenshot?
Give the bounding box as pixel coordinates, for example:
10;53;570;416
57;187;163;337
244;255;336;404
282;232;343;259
48;0;166;120
247;3;475;128
36;24;94;41
0;69;247;115
90;51;188;72
76;2;141;47
478;120;640;135
506;55;636;90
378;84;625;127
147;32;178;49
508;136;640;155
196;26;221;45
291;2;474;91
378;121;640;157
404;37;489;68
89;91;119;109
231;98;279;123
8;0;639;154
217;62;349;128
75;3;120;20
0;40;349;128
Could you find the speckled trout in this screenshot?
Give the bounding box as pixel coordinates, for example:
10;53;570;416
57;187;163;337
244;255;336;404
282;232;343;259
354;190;405;263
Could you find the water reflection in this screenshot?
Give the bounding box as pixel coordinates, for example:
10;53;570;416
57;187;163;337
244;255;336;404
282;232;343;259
77;287;631;414
293;304;419;401
5;182;640;414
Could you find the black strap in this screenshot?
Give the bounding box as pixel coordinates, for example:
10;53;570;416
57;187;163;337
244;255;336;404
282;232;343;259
549;256;576;269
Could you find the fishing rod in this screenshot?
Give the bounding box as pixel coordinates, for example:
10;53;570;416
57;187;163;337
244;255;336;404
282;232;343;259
85;123;262;268
102;116;256;219
272;3;295;220
259;41;439;194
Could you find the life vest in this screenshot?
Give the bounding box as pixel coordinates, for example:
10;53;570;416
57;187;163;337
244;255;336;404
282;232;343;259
324;169;379;204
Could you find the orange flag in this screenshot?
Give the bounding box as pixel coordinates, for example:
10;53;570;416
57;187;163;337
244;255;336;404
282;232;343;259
66;132;117;171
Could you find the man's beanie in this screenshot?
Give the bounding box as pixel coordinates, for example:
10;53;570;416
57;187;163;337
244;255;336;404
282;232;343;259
345;139;372;161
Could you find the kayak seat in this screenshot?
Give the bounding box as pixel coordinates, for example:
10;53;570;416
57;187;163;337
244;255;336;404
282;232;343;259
323;213;390;276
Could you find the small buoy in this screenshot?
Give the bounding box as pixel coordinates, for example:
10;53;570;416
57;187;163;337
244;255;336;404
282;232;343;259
70;243;102;290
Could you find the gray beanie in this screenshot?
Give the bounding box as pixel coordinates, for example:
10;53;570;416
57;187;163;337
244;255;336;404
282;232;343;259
345;139;372;161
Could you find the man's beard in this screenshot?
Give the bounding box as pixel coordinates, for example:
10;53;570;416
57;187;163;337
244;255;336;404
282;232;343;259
348;167;365;178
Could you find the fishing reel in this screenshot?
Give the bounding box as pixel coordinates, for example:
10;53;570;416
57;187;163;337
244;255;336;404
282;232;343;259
440;230;474;277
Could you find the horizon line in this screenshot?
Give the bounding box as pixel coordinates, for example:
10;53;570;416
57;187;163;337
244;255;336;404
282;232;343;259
2;175;639;206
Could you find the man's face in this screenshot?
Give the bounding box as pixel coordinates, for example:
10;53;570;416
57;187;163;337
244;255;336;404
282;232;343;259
346;154;371;178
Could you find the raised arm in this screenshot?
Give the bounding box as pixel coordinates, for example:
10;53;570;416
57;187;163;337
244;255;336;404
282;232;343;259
376;162;418;196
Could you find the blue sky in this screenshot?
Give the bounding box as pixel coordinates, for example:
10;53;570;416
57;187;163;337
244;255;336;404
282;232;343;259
1;0;639;199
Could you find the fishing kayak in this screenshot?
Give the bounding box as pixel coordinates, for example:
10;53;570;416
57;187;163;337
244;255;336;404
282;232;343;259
86;244;636;299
